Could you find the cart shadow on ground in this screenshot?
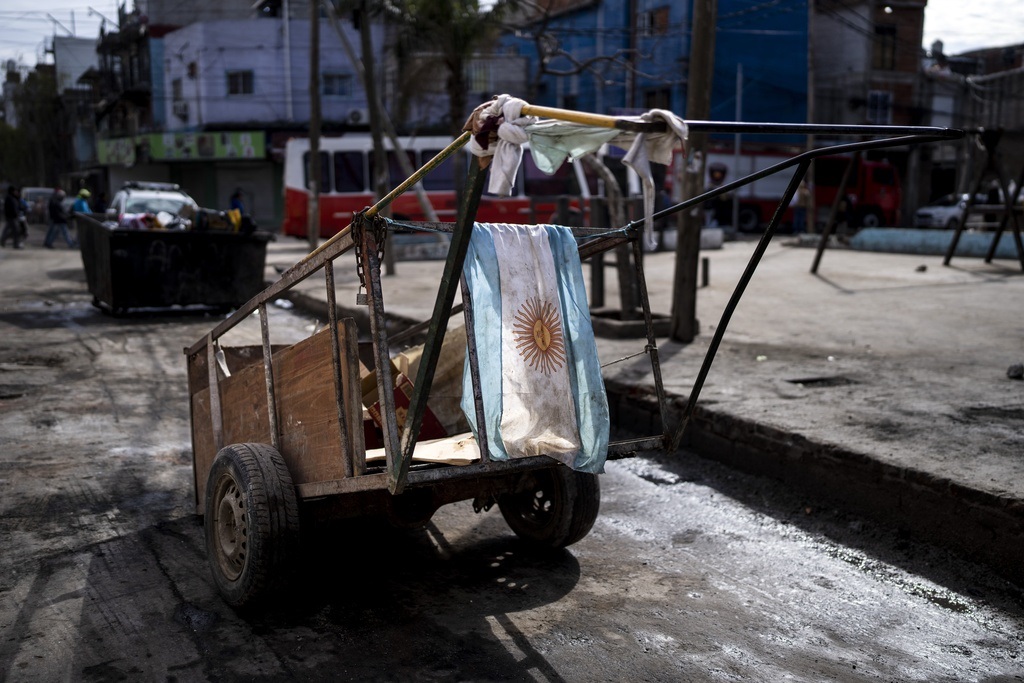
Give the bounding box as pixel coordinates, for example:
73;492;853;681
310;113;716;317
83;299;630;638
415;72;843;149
227;514;581;679
273;513;581;616
623;439;1024;616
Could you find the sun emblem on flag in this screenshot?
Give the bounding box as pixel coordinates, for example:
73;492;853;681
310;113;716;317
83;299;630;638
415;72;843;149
512;297;567;375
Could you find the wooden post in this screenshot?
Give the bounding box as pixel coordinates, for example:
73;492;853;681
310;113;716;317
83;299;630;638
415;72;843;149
307;0;321;252
359;0;395;275
670;0;717;342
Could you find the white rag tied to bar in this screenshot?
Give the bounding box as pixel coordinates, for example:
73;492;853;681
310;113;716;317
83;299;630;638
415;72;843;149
461;223;609;473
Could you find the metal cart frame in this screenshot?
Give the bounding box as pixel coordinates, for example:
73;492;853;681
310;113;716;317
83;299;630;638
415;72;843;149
184;105;960;607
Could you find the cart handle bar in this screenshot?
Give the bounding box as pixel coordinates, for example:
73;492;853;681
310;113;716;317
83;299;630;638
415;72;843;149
520;104;962;140
185;131;473;357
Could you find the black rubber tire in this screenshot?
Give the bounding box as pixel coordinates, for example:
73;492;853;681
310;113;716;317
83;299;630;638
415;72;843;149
738;206;761;233
498;466;600;549
204;442;300;608
858;208;883;228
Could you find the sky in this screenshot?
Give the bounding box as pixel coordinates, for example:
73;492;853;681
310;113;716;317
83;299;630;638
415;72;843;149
0;0;1020;71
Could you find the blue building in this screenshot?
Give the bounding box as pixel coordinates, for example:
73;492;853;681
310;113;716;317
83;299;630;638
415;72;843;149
501;0;808;137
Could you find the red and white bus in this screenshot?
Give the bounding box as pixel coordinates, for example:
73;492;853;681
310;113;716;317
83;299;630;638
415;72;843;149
282;135;594;238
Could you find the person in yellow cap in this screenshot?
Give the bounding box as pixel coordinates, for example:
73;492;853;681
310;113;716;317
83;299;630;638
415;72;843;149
72;188;91;215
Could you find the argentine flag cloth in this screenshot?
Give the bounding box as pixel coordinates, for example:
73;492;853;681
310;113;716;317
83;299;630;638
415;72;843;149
461;223;609;473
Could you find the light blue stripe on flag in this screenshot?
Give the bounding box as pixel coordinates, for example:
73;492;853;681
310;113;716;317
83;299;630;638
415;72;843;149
461;223;609;473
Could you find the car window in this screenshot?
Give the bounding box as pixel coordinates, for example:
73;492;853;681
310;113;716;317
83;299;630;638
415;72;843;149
125;195;193;214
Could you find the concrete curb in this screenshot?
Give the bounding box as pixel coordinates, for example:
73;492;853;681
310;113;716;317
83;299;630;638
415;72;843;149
265;241;1024;589
602;378;1024;587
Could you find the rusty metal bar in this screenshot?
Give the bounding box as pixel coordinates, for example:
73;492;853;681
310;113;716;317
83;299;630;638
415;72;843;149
668;161;812;454
359;223;401;486
258;302;281;452
579;234;632;260
185;133;472;358
394;158;490;494
206;334;224;453
632;133;958;235
521;105;961;139
812;151;859;274
295;437;657;499
185;230;355;357
389;221;619;238
459;271;490;464
324;260;354;478
629;235;671;445
983;165;1024;268
389;303;465;347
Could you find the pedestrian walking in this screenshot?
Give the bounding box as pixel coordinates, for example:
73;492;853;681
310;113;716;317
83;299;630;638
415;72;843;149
44;188;77;249
72;188;91;215
2;185;25;249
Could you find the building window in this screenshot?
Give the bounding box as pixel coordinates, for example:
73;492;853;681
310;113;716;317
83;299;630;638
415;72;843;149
322;73;352;97
873;25;897;70
227;70;254;96
171;78;188;121
639;6;671;37
466;60;491;93
644;88;671;110
867;90;892;124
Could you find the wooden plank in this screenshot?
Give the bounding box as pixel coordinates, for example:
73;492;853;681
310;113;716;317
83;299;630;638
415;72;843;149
273;322;352;485
186;345;280;398
189;322;362;509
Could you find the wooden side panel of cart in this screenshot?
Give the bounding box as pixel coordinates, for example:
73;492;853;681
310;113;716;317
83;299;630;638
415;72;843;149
187;319;364;511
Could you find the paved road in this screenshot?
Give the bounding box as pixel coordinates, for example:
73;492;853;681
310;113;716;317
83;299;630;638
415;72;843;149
1;241;1023;681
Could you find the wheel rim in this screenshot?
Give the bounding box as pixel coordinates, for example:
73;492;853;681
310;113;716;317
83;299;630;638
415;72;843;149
211;472;248;582
510;473;564;531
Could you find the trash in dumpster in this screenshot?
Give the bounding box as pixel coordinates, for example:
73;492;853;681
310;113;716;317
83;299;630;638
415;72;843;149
78;181;271;314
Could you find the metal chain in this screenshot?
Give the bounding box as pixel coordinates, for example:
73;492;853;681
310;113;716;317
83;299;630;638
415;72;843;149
371;213;388;267
352;211;367;305
353;211;389;306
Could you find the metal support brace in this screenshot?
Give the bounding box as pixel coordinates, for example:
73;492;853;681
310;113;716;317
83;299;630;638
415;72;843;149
325;260;355;478
359;219;401;486
668;161;811;453
392;159;490;494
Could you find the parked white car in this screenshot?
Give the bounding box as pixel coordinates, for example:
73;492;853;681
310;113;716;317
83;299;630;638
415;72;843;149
913;193;987;230
105;181;199;230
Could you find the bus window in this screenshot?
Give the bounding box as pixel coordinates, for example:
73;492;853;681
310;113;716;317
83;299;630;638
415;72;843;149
302;151;331;191
523;153;580;196
333;151;365;193
420;149;455;191
370;150;417;188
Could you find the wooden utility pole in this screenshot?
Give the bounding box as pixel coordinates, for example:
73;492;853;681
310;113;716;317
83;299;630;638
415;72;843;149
358;0;395;274
307;0;321;251
670;0;718;342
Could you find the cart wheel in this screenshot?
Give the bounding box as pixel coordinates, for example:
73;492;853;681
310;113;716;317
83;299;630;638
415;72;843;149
205;442;300;608
498;466;600;549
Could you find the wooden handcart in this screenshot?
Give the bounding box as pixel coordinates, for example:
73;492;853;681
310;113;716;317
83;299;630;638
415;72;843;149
185;102;960;607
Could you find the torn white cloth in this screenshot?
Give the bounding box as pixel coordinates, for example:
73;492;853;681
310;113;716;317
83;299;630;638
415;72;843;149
465;97;688;239
620;109;689;245
467;94;535;196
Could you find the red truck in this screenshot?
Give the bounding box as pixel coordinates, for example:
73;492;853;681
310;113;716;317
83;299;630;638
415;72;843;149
700;149;902;231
